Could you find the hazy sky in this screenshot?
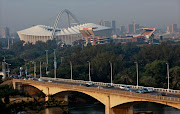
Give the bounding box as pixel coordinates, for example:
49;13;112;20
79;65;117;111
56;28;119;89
0;0;180;33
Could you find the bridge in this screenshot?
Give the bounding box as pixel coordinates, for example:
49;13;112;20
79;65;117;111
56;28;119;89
12;78;180;114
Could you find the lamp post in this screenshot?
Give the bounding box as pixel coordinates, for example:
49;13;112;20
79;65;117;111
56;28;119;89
25;63;28;77
45;50;48;75
109;61;113;86
34;62;36;78
7;63;11;77
135;62;139;87
40;61;42;78
54;49;57;79
166;62;170;91
70;61;72;80
87;61;91;82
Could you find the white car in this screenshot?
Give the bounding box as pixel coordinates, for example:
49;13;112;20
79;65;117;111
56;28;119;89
86;82;94;87
48;80;52;83
120;86;126;89
97;86;103;89
38;78;43;81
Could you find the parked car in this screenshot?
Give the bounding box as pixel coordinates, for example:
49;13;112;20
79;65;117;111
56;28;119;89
157;92;167;96
86;82;94;87
106;84;114;88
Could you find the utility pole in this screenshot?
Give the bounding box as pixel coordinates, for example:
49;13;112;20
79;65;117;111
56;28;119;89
166;62;170;91
109;61;113;86
54;49;57;79
25;63;28;77
135;62;139;87
70;61;72;80
7;38;10;49
87;61;91;82
40;61;42;78
45;50;48;75
34;62;36;78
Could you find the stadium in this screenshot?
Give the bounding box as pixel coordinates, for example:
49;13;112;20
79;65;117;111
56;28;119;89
17;9;112;45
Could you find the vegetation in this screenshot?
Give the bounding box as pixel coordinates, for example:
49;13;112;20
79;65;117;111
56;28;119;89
0;39;180;89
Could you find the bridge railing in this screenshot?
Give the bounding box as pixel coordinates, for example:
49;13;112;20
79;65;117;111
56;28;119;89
14;79;180;104
41;77;180;94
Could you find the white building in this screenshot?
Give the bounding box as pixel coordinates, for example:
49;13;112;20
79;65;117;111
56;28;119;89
17;23;112;45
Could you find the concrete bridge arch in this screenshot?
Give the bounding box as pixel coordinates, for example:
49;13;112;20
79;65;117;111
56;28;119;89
13;80;180;114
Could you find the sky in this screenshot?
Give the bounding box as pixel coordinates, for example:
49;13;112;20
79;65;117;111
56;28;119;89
0;0;180;33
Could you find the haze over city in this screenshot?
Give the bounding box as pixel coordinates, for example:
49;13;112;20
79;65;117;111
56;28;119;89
0;0;180;33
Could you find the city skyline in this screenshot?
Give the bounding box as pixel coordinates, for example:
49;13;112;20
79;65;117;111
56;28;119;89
0;0;180;33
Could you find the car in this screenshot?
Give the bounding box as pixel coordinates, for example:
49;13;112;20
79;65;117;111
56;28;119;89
97;86;103;89
142;88;149;93
79;84;84;86
28;77;34;80
47;80;52;83
106;84;114;88
38;78;43;81
86;82;94;87
136;89;145;93
124;86;131;91
120;86;126;89
146;88;154;92
157;92;167;96
129;89;135;92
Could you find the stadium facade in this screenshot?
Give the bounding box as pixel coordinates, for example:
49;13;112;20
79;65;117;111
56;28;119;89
17;23;112;45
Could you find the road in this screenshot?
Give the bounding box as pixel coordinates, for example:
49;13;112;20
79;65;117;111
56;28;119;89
37;78;180;98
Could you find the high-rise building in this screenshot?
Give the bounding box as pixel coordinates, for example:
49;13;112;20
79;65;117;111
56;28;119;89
111;20;116;34
172;24;178;33
119;25;126;34
104;21;111;27
134;24;140;34
1;27;10;38
127;24;134;34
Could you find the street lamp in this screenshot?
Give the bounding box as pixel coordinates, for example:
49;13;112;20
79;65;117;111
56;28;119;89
109;61;113;86
54;49;57;79
40;61;42;78
70;61;72;80
135;62;139;87
45;50;49;75
166;62;170;91
87;61;91;82
6;63;11;77
34;62;36;78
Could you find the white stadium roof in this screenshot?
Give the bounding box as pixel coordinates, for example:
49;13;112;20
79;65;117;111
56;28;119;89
17;23;112;36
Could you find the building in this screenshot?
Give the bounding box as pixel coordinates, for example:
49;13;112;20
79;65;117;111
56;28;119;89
127;24;134;34
119;25;126;34
111;20;116;34
104;21;111;27
1;27;10;38
134;24;140;34
17;23;112;45
79;26;112;45
172;24;178;33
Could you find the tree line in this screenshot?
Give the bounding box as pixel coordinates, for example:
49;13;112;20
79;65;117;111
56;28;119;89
0;40;180;89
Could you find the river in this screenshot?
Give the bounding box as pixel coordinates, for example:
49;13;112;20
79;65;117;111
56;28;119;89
36;102;180;114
